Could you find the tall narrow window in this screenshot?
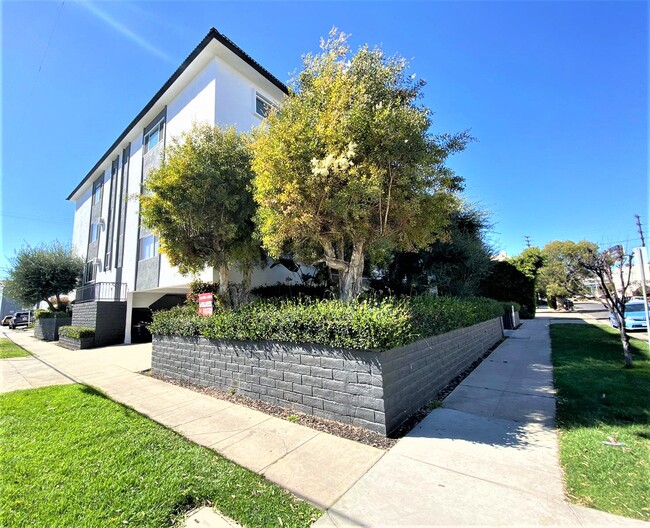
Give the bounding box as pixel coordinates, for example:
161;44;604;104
90;222;100;243
84;261;95;283
104;156;119;270
115;145;130;269
143;112;166;179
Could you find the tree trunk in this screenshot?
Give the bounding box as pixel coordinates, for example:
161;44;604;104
218;263;231;308
43;298;56;311
339;241;365;302
617;323;634;368
241;262;253;306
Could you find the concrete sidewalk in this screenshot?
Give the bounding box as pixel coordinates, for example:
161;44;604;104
1;328;383;510
315;316;648;527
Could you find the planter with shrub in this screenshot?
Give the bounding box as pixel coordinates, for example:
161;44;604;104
150;296;505;435
34;310;72;341
58;326;95;350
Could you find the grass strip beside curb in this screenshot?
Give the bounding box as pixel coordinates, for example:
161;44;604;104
0;337;31;359
550;324;649;521
0;384;320;527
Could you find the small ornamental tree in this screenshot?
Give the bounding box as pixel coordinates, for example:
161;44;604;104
579;245;635;367
251;29;469;301
5;242;83;310
140;124;259;306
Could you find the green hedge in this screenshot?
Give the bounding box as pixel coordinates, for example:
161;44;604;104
149;296;504;351
58;326;95;339
35;310;70;320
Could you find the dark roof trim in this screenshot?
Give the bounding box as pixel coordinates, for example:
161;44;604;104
67;27;288;201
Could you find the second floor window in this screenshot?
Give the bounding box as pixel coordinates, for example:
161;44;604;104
90;222;100;243
84;261;95;283
139;235;159;260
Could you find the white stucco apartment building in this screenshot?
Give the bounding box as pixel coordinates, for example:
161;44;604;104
67;28;294;344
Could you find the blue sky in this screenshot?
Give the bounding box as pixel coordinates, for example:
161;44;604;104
1;1;647;276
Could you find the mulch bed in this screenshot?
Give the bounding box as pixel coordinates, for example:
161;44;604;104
147;337;506;450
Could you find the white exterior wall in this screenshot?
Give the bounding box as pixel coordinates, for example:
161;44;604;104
71;37;293;318
214;58;283;131
72;187;92;259
158;59;219;289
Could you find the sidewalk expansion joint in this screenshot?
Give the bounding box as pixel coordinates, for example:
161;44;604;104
462;382;557;399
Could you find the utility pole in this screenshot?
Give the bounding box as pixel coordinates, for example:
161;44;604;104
524;235;531;248
633;214;649;352
635;214;646;247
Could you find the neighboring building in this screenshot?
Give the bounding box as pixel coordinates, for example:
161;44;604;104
0;282;23;319
67;28;296;344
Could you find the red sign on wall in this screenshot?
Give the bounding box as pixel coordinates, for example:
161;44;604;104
197;293;214;316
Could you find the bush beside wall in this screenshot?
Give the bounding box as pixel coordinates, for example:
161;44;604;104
149;296;505;351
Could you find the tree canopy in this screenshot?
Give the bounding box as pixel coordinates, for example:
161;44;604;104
251;29;469;301
140;124;259;305
510;246;545;281
4;242;83;310
537;240;598;301
374;207;493;297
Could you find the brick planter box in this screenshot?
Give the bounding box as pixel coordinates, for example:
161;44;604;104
34;317;72;341
58;335;95;350
152;317;503;435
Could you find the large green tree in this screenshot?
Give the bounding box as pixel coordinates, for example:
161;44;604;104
537;240;598;304
511;246;545;281
251;29;469;301
374;207;493;297
140;124;259;306
5;242;83;310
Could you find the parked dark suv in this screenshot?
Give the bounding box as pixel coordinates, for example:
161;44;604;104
9;311;33;329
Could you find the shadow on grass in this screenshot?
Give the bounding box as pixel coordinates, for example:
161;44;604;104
550;324;649;430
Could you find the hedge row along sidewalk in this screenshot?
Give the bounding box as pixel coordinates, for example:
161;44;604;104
149;295;507;350
550;324;650;521
0;384;320;527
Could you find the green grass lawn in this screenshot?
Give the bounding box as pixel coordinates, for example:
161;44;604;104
0;338;30;359
0;384;320;527
550;324;650;521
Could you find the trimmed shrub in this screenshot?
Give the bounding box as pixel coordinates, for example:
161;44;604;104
34;309;70;320
149;296;504;351
58;326;95;339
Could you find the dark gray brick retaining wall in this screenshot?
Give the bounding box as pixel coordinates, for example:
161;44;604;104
381;318;504;432
34;317;71;341
72;301;127;346
58;335;95;350
152;317;503;435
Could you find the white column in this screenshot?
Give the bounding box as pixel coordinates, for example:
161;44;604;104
124;291;134;344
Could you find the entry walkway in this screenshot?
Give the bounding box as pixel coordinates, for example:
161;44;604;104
315;316;648;526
